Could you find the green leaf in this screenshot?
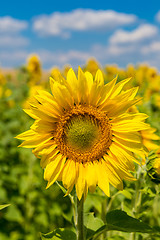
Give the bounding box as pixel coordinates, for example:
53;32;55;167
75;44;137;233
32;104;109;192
40;228;76;240
84;193;102;213
89;210;160;239
105;210;159;233
108;236;126;240
84;213;105;239
5;204;23;222
119;190;132;200
0;204;10;210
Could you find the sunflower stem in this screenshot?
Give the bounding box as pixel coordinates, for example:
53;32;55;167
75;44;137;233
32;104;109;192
76;195;85;240
101;197;107;240
130;165;143;240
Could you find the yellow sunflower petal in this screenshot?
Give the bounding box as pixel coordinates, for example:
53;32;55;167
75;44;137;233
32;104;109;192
32;141;55;156
111;113;148;124
85;162;97;193
40;149;59;169
143;139;159;150
113;136;143;153
66;68;79;104
89;69;104;105
110;142;140;165
29;107;58;123
75;163;86;200
113;131;141;143
113;87;139;102
94;69;104;86
23;109;39;119
16;129;36;140
45;155;66;188
31;120;56;133
97;76;117;106
78;67;89;103
84;71;93;93
18;134;53;148
141;128;160;140
104;160;123;190
112;121;150;132
34;95;62;117
97;160;110;197
62;159;76;189
50;78;74;108
106;155;136;181
108;99;141;118
110;77;132;99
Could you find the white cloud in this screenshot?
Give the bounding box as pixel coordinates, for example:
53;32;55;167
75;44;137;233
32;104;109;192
0;16;29;51
91;43;137;59
0;16;28;33
109;24;158;44
0;36;29;47
0;50;28;61
0;49;91;68
141;41;160;54
107;45;136;56
0;42;160;71
33;9;137;37
155;11;160;22
38;49;91;65
0;50;28;68
36;42;160;70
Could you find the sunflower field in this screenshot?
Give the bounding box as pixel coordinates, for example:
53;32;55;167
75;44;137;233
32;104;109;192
0;56;160;240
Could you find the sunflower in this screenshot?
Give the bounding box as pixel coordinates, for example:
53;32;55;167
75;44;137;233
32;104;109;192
127;106;160;163
27;54;42;85
16;67;150;200
141;127;160;151
147;152;160;183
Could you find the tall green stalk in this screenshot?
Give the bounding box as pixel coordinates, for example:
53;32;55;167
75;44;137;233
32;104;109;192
101;197;107;240
76;195;85;240
130;165;143;240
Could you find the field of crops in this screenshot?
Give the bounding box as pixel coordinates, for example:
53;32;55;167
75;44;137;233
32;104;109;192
0;56;160;240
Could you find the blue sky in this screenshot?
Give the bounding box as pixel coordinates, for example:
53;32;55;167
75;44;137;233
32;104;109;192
1;0;160;69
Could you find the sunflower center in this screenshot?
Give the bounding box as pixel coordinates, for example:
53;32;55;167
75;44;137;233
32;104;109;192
65;117;99;151
55;105;112;163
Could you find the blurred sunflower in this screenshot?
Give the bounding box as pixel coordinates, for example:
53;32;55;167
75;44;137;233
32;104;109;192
147;150;160;183
141;127;160;151
27;54;42;85
127;105;160;163
0;70;6;85
16;67;149;200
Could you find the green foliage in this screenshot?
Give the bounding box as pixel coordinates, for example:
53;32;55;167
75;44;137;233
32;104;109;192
108;236;126;240
105;210;159;233
0;204;10;210
84;213;105;239
41;209;160;240
0;78;72;240
40;228;76;240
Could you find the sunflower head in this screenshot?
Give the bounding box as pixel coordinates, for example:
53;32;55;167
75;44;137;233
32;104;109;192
66;116;99;151
16;67;150;200
54;104;112;165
